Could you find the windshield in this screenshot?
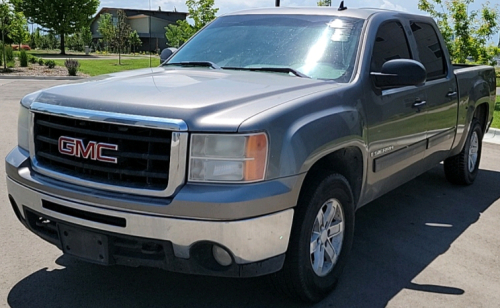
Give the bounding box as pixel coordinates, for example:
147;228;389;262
167;14;364;81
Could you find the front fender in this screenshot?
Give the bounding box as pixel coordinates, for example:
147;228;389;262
238;87;367;179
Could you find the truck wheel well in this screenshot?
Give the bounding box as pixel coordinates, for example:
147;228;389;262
474;103;488;135
299;147;363;208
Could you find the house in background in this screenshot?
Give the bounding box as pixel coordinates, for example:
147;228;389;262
90;7;188;52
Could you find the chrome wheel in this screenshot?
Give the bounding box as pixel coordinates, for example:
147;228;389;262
310;198;345;277
468;131;479;173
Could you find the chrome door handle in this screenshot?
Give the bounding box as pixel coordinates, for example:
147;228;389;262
412;100;427;108
446;91;457;97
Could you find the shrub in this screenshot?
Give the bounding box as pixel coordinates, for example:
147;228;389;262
19;50;29;67
38;58;44;66
5;45;14;62
64;59;80;76
45;60;56;69
29;55;37;64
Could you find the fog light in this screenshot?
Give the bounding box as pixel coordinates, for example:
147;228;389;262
212;245;232;266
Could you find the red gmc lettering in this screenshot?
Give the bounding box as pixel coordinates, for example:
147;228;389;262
96;144;119;163
75;140;97;159
58;136;118;164
58;137;76;155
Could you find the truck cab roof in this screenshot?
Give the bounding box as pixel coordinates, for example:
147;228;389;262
221;7;426;21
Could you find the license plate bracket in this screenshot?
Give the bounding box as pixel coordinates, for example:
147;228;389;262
59;224;110;265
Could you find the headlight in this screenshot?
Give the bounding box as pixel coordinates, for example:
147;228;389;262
18;105;30;151
189;133;268;183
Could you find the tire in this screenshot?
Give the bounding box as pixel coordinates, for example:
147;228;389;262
270;174;355;302
444;119;483;185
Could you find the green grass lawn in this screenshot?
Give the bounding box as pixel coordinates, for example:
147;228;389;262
53;58;161;76
493;95;500;129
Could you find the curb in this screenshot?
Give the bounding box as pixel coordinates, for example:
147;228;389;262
484;127;500;144
0;75;87;80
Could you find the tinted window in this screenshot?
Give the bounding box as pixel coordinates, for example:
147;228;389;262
411;22;446;79
371;21;411;72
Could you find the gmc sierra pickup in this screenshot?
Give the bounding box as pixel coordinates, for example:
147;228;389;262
5;7;496;302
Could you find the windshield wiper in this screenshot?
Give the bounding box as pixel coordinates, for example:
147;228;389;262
222;67;309;78
163;61;221;70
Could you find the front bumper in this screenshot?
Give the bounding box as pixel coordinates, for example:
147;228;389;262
6;147;298;277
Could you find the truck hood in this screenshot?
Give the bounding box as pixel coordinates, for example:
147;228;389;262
33;67;343;132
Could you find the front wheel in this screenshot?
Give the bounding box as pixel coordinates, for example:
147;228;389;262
271;174;355;302
444;119;483;185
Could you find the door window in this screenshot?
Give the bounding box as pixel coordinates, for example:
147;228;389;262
410;22;446;80
371;21;411;72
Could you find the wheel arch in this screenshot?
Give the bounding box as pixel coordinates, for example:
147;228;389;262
297;146;365;209
473;102;489;136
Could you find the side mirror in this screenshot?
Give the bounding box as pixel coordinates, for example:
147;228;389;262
160;47;178;63
371;59;426;88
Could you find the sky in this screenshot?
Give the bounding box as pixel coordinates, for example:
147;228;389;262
98;0;498;42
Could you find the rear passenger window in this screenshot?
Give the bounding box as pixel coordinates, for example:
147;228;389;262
371;21;411;72
411;22;446;79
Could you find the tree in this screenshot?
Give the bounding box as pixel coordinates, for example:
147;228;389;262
8;12;29;49
33;27;43;49
0;0;14;70
112;10;131;65
29;30;35;48
165;20;195;47
15;0;99;55
317;0;332;6
419;0;500;65
187;0;218;32
80;26;92;47
46;31;57;50
165;0;218;48
97;13;114;52
129;30;141;54
66;32;82;51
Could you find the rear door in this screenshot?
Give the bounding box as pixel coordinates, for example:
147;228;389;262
409;21;458;160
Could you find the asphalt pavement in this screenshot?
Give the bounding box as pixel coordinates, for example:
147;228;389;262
1;79;500;308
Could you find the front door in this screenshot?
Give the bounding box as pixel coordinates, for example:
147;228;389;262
365;20;428;199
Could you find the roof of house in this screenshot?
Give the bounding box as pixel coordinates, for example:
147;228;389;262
93;7;188;22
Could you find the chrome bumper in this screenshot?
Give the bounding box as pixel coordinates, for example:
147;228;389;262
7;177;294;264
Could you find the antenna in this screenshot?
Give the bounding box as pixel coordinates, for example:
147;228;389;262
275;0;280;7
338;1;347;11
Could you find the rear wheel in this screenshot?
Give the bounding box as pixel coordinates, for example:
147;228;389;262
444;119;483;185
271;174;355;302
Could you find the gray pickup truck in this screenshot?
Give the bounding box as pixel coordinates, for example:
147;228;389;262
5;7;496;302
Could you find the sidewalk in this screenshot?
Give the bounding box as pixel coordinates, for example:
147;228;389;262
484;127;500;145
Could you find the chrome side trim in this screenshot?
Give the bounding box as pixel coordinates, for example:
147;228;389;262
28;102;188;198
30;102;188;131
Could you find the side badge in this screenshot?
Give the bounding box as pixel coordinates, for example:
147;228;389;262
371;146;394;158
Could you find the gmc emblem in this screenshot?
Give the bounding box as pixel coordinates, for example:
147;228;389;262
58;136;119;164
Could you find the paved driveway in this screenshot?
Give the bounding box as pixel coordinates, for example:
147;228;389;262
1;79;500;308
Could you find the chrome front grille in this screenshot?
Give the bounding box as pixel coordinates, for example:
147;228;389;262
34;113;172;190
29;102;188;197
